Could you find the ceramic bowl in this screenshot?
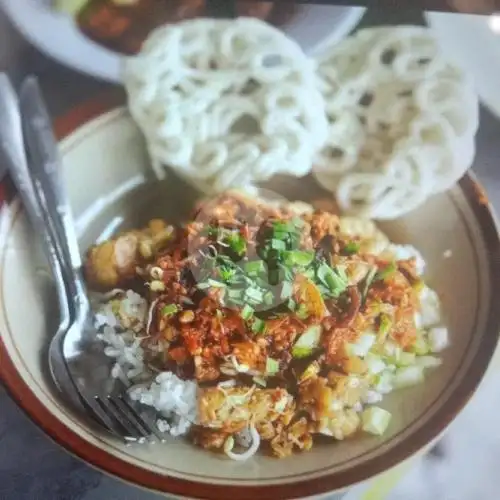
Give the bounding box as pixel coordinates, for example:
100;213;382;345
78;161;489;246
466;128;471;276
1;96;499;499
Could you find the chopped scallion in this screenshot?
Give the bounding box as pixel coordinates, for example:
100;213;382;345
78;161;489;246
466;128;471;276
251;317;266;334
361;267;377;302
343;241;360;255
241;304;254;320
303;267;315;280
245;287;264;303
290;250;315;267
219;266;236;282
337;265;348;283
291;346;314;359
253;376;267;387
244;260;266;276
279;263;294;282
316;263;348;296
264;291;274;305
378;313;392;343
271;239;286;251
207;278;226;288
161;304;178;317
272;230;289;241
291;216;304;229
228;288;244;304
207;225;220;239
265;357;280;375
375;262;397;281
227;233;246;256
296;303;309;320
280;281;293;300
197;282;211;290
292;325;322;358
272;220;299;235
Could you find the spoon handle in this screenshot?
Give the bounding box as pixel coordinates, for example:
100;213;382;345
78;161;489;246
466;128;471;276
0;74;71;324
18;76;87;305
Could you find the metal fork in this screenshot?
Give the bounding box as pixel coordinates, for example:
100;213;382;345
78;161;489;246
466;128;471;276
1;73;162;443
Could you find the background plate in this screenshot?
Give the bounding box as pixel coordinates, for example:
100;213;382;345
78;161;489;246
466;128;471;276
1;0;366;84
426;11;500;120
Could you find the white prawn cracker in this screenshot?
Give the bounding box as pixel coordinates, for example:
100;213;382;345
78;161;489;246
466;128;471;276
124;18;327;193
313;26;479;219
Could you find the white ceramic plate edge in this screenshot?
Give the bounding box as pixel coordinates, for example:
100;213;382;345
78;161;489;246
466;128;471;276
1;0;365;83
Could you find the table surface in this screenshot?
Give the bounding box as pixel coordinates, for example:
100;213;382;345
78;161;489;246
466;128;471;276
1;5;500;500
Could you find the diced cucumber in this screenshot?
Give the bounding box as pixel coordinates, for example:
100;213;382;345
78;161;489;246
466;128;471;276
393;366;424;389
365;353;386;375
266;357;280;375
428;327;449;353
375;371;394;394
419;286;442;328
416;355;442;369
383;341;401;359
363;390;383;404
292;325;322;358
410;332;430;355
398;351;416;367
362;406;392;436
348;333;376;357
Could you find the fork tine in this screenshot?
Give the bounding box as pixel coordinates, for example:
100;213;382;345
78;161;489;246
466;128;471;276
110;396;156;443
117;395;166;443
98;396;146;442
79;393;130;443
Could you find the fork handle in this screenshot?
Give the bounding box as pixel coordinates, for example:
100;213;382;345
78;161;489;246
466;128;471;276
0;74;72;326
18;76;87;306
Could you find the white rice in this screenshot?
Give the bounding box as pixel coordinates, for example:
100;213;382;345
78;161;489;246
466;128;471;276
94;289;148;332
419;285;443;328
94;290;197;437
92;246;446;441
428;326;450;353
97;326;145;382
388;244;426;275
129;373;197;437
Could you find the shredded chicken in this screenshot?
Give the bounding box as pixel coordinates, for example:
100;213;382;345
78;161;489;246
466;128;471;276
197;386;295;434
84;219;175;290
87;192;436;459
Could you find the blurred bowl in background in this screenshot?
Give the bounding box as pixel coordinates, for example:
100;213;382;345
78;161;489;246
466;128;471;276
426;11;500;120
0;0;365;83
